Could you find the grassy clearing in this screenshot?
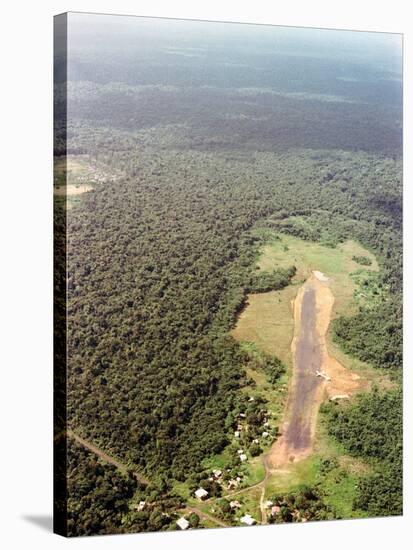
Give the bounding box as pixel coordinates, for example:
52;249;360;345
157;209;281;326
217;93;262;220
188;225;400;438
265;456;320;497
172;480;192;502
232;234;381;370
54;155;120;208
242;457;265;487
54;156;91;186
236;487;263;521
54;156;96;208
232;289;296;366
312;414;370;518
256;234;378;318
262;415;369;519
229;233;386;517
326;334;395;391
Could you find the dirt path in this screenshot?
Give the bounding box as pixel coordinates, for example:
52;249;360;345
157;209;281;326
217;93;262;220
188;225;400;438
259;480;267;524
267;272;364;470
67;429;148;484
185;506;229;528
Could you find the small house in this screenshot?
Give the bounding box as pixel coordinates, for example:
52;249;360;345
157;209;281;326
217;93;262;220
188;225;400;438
230;500;241;509
195;487;209;500
176;517;190;530
240;514;256;526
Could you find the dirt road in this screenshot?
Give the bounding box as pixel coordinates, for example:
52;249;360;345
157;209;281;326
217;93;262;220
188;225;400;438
185;507;228;528
67;429;148;484
267;272;364;469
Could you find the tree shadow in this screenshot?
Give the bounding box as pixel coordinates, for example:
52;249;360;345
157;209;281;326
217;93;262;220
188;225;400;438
22;515;53;532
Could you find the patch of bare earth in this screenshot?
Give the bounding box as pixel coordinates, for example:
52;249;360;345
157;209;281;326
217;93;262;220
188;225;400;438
54;184;94;196
267;272;366;471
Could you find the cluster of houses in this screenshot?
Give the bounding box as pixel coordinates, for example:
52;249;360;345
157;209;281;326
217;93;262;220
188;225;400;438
234;408;274;444
175;500;286;530
175;406;280;531
193;467;245;500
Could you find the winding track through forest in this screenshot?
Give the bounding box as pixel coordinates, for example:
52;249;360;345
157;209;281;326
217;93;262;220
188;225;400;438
67;430;227;528
67;429;148;484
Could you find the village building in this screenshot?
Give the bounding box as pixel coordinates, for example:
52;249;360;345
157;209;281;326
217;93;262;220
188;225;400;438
239;453;247;462
194;487;209;500
230;500;241;509
240;514;256;526
176;517;190;530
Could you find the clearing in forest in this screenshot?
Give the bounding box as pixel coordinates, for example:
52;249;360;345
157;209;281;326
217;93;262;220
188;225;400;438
228;234;392;521
231;234;379;369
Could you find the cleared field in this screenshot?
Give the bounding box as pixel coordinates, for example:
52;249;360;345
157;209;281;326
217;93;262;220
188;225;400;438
54;184;94;196
231;235;379;368
257;235;378;316
229;234;391;518
54;155;121;207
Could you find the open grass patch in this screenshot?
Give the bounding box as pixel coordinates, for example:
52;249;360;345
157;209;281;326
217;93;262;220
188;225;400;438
232;234;381;372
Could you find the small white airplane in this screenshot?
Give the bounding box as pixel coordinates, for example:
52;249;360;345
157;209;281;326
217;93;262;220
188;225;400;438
315;370;331;381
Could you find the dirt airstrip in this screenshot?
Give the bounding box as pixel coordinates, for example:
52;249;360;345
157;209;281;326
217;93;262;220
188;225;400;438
267;272;366;470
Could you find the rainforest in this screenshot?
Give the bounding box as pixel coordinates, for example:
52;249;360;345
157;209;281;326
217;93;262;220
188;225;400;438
54;13;402;536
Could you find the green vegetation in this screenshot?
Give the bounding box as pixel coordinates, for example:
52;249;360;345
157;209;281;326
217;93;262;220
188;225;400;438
62;141;402;530
352;255;372;266
322;388;402;517
246;266;296;293
267;486;337;523
244;344;286;386
333;302;402;370
66;439;193;536
57;18;402;535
